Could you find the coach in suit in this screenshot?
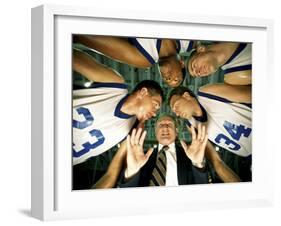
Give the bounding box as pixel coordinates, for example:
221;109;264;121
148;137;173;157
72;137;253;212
119;114;210;187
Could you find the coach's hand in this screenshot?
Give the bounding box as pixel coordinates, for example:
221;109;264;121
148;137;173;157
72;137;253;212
180;124;208;168
125;128;153;179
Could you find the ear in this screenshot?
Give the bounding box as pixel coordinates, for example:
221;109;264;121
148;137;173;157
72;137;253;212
179;59;185;68
182;91;192;100
137;87;149;99
196;45;207;53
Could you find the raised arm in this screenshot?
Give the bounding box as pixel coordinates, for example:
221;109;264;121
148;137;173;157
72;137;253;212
224;70;252;86
74;35;152;68
73;49;125;83
199;83;251;103
205;141;241;182
91;140;127;189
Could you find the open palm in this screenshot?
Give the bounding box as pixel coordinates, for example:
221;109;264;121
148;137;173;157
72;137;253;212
125;128;153;178
180;123;208;168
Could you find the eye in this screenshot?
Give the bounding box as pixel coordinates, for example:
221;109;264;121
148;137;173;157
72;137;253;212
154;102;160;109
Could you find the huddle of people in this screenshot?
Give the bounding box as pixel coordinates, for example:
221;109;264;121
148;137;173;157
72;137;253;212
72;35;252;189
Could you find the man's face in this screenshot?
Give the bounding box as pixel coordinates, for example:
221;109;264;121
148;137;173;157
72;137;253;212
187;51;218;77
155;116;177;145
159;58;183;88
137;92;162;121
169;93;193;119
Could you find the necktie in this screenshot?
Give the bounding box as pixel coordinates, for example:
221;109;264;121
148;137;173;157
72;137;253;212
149;145;169;186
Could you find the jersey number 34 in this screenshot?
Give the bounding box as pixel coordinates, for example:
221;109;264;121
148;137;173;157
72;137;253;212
215;121;251;151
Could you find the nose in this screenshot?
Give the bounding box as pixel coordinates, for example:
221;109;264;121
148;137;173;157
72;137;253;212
173;108;180;116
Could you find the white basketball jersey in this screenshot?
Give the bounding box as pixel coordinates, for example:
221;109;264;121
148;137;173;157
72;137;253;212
73;83;136;165
128;38;162;64
176;40;194;54
221;43;252;75
186;91;252;157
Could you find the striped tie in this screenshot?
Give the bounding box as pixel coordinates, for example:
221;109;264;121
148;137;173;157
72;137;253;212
149;145;169;186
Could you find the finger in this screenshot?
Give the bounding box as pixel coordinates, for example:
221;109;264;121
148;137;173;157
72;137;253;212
130;129;136;146
202;132;208;148
135;127;143;144
197;123;202;141
139;130;147;147
199;134;208;157
126;135;131;152
190;125;196;141
201;125;206;142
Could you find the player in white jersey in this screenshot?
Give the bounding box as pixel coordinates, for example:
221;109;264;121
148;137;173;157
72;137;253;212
73;50;164;188
73;35;196;87
183;90;251;157
73;83;137;165
187;42;252;85
168;84;252;182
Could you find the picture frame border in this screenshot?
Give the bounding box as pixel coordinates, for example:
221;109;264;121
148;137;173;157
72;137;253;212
31;4;274;221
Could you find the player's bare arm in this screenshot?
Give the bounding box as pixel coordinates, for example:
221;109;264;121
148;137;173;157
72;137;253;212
74;35;152;68
224;70;252;86
91;140;127;189
205;141;241;182
199;83;251;103
73;49;125;83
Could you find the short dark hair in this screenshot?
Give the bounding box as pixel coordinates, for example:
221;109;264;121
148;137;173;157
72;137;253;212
168;86;197;105
132;80;164;101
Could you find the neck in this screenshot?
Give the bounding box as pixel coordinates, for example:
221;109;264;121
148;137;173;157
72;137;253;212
120;94;137;116
159;39;178;57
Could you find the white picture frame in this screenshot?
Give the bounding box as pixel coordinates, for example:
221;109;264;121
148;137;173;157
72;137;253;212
31;4;274;221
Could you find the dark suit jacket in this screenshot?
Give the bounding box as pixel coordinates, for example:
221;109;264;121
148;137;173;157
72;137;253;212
119;144;209;187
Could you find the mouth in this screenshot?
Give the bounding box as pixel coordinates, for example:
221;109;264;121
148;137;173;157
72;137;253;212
161;134;170;138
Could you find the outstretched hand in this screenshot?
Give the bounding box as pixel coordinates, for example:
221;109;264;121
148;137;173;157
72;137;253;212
125;128;153;178
180;123;208;168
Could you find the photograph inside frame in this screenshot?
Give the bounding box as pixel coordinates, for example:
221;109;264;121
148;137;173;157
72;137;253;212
72;35;252;190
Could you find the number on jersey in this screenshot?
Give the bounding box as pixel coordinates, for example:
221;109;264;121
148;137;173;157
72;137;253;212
73;107;105;157
215;121;251;151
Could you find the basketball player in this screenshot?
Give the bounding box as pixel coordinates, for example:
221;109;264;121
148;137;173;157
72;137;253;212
72;49;164;166
168;84;252;182
187;42;252;85
73;35;196;87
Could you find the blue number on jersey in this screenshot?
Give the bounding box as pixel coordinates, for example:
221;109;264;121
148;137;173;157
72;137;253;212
73;107;105;158
215;134;241;151
223;121;251;141
215;121;251;151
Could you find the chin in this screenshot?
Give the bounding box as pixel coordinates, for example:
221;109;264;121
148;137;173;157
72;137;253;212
159;139;172;146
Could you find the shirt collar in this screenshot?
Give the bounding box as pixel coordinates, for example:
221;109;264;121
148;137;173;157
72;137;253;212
158;142;176;153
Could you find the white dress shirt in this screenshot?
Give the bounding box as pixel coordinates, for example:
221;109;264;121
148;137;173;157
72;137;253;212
158;143;178;186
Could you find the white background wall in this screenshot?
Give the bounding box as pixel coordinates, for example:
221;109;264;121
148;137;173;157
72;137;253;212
0;0;280;225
